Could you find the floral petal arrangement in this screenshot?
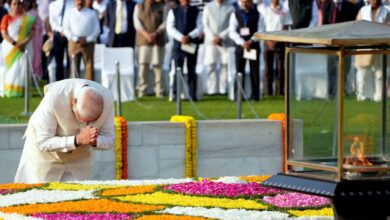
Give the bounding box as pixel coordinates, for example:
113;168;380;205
0;176;333;220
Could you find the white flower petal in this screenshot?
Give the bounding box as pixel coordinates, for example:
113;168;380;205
0;189;96;207
71;178;195;186
213;176;247;184
159;206;289;220
0;211;41;220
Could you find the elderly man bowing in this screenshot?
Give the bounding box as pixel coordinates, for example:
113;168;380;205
15;79;115;183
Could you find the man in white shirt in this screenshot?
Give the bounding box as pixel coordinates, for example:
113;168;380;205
229;0;265;101
355;0;390;101
203;0;235;95
63;0;100;81
49;0;74;81
15;79;115;183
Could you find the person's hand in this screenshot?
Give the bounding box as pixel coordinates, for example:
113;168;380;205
213;36;222;46
145;32;156;43
181;36;190;44
15;41;26;51
78;37;87;46
242;40;252;50
76;126;99;147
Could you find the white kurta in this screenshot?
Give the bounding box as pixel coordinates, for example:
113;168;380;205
15;79;115;183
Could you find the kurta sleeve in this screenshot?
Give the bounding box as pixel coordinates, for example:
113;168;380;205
33;96;77;153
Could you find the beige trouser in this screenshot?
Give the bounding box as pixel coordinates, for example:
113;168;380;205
68;41;95;81
137;45;164;97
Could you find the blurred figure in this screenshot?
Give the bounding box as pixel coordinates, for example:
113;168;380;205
262;0;288;96
105;0;136;48
49;0;74;81
133;0;165;98
319;0;358;25
229;0;265;101
24;0;43;79
318;0;359;96
355;0;390;101
167;0;202;101
1;0;35;97
203;0;235;95
93;0;108;44
287;0;318;29
36;0;52;83
63;0;100;80
0;0;8;43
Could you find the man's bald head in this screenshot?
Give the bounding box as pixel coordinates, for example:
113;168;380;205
72;86;104;123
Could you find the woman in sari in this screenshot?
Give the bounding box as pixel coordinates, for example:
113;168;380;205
1;0;35;97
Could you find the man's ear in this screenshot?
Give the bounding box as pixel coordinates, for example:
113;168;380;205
71;99;77;108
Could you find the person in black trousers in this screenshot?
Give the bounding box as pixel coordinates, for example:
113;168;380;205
105;0;136;48
229;0;264;101
167;0;202;101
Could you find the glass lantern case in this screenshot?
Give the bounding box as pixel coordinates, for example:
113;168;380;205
254;20;390;182
256;20;390;219
286;47;390;182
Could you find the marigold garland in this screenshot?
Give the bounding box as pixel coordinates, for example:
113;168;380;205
114;116;128;180
267;113;287;172
0;198;166;214
170;115;197;178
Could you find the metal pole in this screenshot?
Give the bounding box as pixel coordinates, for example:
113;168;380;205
115;61;122;116
382;52;387;155
71;54;78;78
22;50;32;116
176;67;182;115
236;72;243;119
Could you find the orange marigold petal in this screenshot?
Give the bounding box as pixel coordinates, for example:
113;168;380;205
240;176;270;183
0;199;165;215
0;183;44;190
101;186;157;196
136;214;212;220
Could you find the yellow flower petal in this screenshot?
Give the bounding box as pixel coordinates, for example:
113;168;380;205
44;182;120;190
101;185;157;196
288;207;333;217
114;192;267;210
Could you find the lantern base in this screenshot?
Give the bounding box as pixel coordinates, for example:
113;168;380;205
263;173;390;220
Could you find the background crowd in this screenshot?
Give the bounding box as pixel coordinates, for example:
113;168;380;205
0;0;389;102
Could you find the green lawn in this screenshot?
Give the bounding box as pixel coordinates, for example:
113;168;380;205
1;94;386;158
0;95;285;123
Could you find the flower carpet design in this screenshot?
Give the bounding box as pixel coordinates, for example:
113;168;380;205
0;176;333;220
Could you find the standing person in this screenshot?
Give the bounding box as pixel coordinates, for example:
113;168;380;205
229;0;265;101
1;0;35;97
93;0;108;43
287;0;318;29
36;0;52;83
262;0;288;96
319;0;359;96
0;0;8;43
355;0;390;101
49;0;73;82
24;0;43;79
63;0;100;81
203;0;235;95
105;0;136;48
15;79;115;183
167;0;202;101
133;0;165;98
